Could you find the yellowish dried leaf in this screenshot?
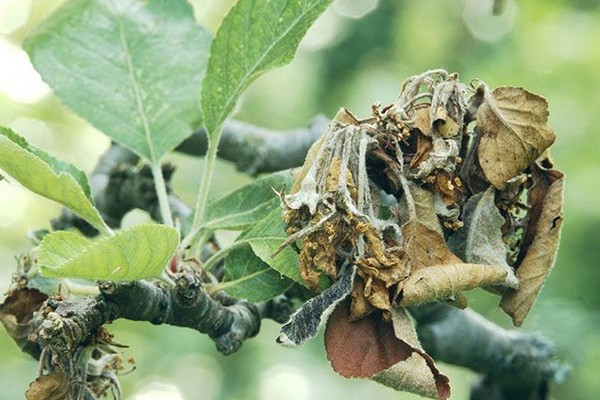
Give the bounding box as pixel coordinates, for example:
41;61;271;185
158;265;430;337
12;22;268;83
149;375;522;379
290;134;324;194
350;275;376;321
290;108;358;194
363;274;392;311
500;169;564;326
397;181;442;235
434;117;461;139
398;263;509;307
26;372;68;400
401;220;462;271
477;86;555;189
350;222;407;319
413;107;432;136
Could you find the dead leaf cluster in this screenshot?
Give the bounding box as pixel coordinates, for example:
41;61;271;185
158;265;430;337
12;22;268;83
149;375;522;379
279;69;564;399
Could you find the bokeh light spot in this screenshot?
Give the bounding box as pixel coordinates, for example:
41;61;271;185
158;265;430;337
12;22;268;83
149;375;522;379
0;38;50;104
463;0;517;42
0;0;31;34
260;364;311;400
132;382;184;400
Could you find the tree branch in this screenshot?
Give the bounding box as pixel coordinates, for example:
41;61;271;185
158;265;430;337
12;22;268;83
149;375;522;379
3;115;566;399
410;303;567;400
36;270;291;356
176;116;329;176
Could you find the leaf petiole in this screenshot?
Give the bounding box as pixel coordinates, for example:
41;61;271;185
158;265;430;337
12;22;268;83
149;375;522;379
151;162;174;227
185;127;222;245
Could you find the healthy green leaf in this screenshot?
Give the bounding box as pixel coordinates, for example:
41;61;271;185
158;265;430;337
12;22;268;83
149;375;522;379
204;170;294;230
202;0;334;135
0;126;109;234
24;0;211;162
39;224;179;281
221;243;293;302
241;208;304;285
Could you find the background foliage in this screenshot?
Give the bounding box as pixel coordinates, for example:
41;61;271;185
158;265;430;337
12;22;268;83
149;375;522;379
1;0;599;399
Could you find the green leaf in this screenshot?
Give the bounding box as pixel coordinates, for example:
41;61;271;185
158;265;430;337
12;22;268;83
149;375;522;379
222;243;293;302
24;0;211;162
202;0;334;135
241;208;304;285
0;127;109;234
39;224;179;281
204;170;295;230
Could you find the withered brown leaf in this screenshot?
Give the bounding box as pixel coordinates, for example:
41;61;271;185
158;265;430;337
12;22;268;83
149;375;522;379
325;300;412;378
477;86;555;189
396;181;442;235
25;372;68;400
413;108;432;137
401;220;462;271
0;287;47;359
410;132;434;169
398;263;509;307
360;272;392;312
429;170;463;208
373;308;450;400
350;275;376;321
500;168;564;326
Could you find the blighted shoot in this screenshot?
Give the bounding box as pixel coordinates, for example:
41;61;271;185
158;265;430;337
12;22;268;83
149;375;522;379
277;69;563;399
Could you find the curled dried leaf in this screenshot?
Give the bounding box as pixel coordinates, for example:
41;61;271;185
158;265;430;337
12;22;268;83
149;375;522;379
26;371;68;400
372;307;451;400
430;77;464;139
412;108;432;137
477;86;556;189
500;168;564;326
0;287;47;359
415;137;460;179
350;275;376;321
409;132;434;169
398;263;509;307
0;287;47;324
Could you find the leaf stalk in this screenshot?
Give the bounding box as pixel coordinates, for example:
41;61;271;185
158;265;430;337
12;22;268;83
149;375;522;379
187;127;222;243
151;163;174;227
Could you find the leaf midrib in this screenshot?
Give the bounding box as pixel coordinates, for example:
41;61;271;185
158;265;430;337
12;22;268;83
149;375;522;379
221;266;274;289
204;198;277;229
116;15;156;162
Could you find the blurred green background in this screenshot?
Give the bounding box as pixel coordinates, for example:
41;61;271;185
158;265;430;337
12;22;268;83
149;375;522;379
1;0;599;399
